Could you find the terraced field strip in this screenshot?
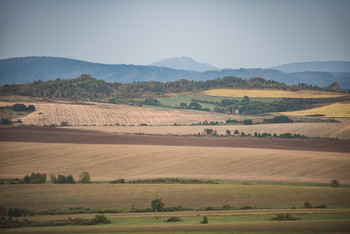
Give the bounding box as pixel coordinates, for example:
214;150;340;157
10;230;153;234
67;118;350;139
204;89;346;98
0;101;229;126
1;183;350;211
4;220;350;233
280;102;350;118
1;142;349;183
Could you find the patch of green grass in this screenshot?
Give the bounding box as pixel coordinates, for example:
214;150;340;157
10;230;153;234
0;106;31;121
157;93;281;110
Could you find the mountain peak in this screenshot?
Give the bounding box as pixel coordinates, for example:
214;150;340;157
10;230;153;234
151;57;219;72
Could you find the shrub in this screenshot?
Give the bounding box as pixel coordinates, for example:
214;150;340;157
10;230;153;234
151;194;164;212
304;202;312;208
166;217;181;222
331;179;340;187
200;216;208;224
110;178;125;184
21;173;46;184
50;175;75;184
12;104;27;111
60;121;69;126
0;118;12;125
79;171;90;183
243;119;253;125
271;213;301;221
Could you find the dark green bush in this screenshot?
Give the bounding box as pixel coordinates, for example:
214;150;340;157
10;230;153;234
166;217;181;222
200;216;208;224
271;213;301;221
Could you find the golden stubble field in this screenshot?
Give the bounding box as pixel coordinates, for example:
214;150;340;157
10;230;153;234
0;98;229;126
204;89;346;98
1;142;349;184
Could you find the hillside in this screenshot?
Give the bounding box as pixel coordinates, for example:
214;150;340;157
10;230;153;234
151;56;219;72
269;61;350;73
1;57;350;88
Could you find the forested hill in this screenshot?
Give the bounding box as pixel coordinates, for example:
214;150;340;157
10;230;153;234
1;57;350;88
0;74;331;102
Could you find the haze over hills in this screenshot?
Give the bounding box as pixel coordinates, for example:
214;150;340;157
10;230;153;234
0;56;350;89
269;61;350;73
151;56;219;72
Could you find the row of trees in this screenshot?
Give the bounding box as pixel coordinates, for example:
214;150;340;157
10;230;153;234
21;172;90;184
1;74;338;102
12;104;35;112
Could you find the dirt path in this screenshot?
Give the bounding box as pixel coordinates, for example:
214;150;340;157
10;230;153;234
0;126;349;152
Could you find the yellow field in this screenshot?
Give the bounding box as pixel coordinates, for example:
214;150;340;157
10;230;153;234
66;118;350;139
204;89;346;98
0;97;228;126
280;102;350;118
1;142;349;184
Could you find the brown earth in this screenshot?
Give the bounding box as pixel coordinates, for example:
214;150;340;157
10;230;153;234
0;126;349;152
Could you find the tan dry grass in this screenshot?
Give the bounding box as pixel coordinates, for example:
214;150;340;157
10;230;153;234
0;99;229;126
204;89;346;98
1;142;349;183
65;118;350;139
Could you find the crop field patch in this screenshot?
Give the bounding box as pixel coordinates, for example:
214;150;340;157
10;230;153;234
0;99;229;126
204;89;346;98
1;184;350;211
1;141;350;183
280;102;350;118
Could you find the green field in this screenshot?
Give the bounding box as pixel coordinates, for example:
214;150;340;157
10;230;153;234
3;208;350;233
156;93;281;110
1;183;349;211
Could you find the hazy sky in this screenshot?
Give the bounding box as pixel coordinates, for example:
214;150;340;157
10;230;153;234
1;0;349;68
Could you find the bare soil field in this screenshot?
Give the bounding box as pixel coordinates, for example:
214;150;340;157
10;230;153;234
1;126;350;152
1;138;349;183
0;96;229;126
66;118;350;139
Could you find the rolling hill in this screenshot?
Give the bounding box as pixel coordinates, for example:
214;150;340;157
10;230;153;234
1;57;350;88
151;56;219;72
269;61;350;73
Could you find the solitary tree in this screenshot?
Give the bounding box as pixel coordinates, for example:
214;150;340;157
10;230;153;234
331;179;340;187
226;130;231;136
200;216;208;224
79;171;90;183
151;194;164;212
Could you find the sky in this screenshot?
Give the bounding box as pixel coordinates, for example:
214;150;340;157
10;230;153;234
0;0;350;69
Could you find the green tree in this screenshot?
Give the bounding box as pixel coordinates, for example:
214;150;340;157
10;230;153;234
79;171;90;183
331;179;340;187
0;118;12;125
12;104;27;111
200;216;208;224
151;194;164;212
179;102;187;108
66;175;75;184
226;130;231;136
27;105;36;111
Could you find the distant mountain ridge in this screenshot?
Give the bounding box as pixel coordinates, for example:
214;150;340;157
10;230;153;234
0;56;349;89
151;56;219;72
269;61;350;73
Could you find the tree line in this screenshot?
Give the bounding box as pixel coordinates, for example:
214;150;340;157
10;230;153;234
0;74;336;102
